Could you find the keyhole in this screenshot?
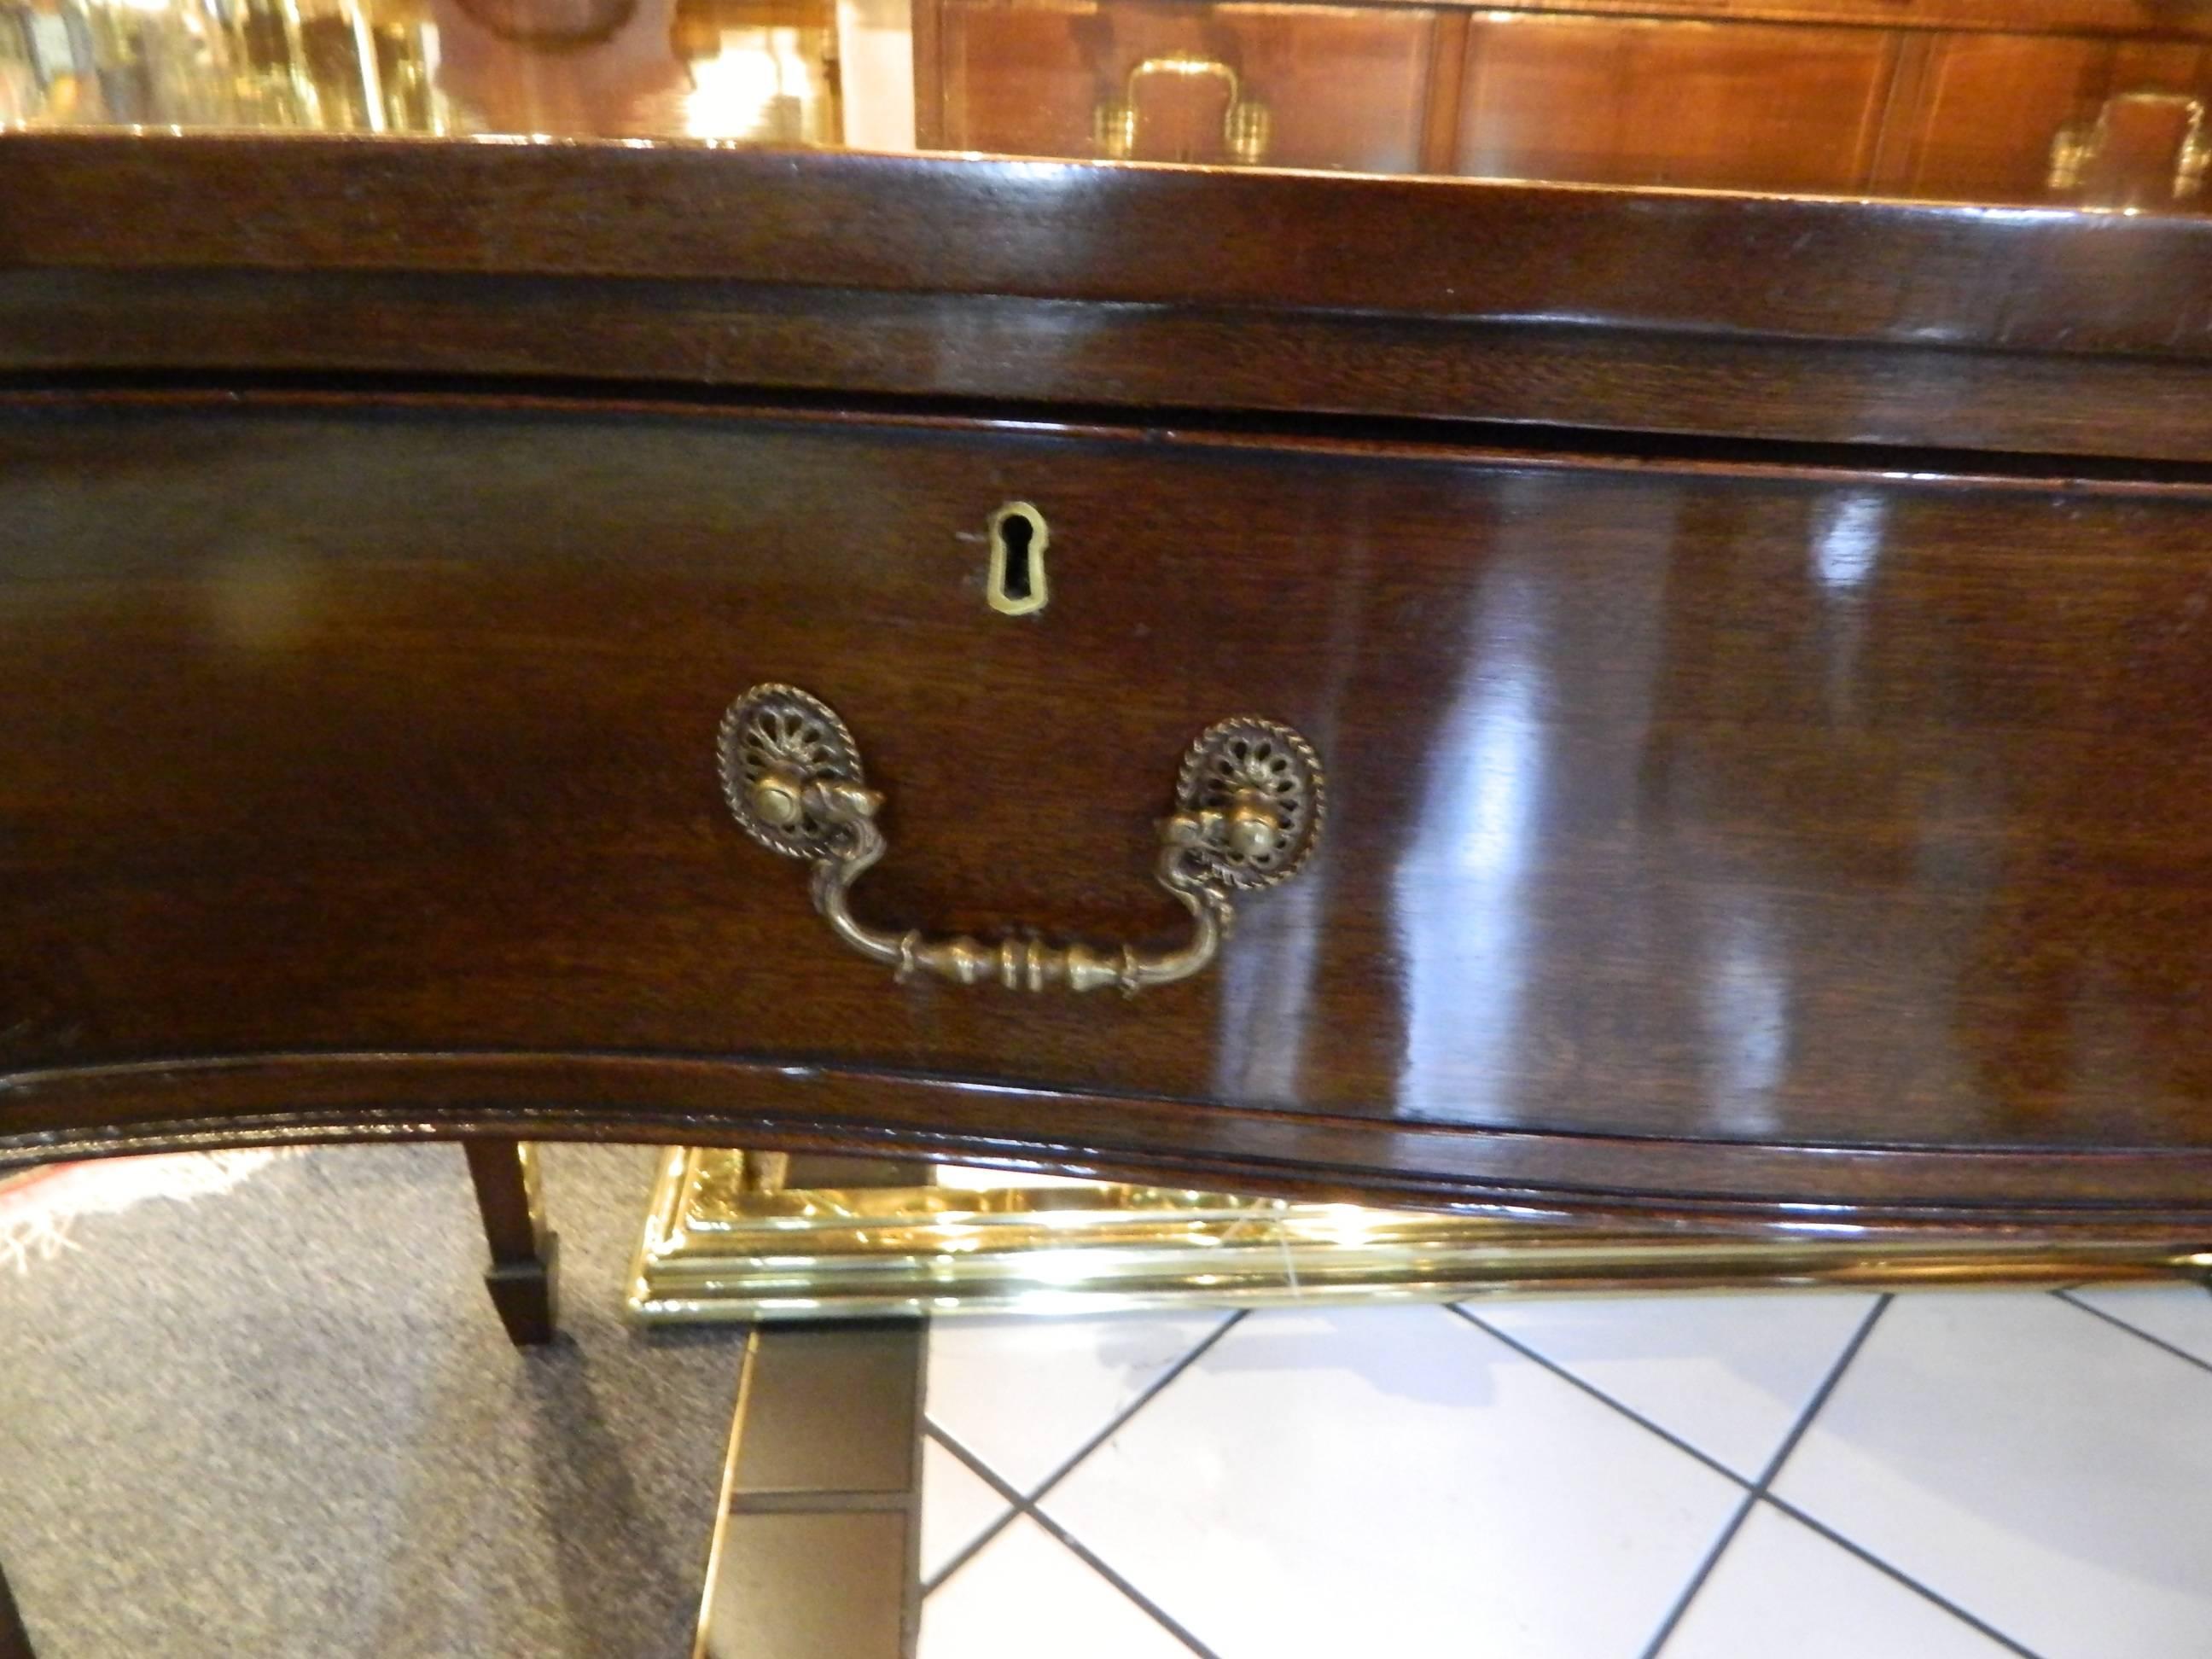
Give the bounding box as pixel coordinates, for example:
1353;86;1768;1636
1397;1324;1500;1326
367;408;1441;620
999;515;1034;601
987;502;1050;616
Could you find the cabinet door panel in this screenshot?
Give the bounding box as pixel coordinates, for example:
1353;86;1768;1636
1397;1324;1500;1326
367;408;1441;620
1453;14;1895;192
1910;32;2211;208
923;0;1440;172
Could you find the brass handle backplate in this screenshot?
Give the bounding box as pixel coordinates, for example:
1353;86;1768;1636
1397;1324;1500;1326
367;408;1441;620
718;684;1324;993
2048;90;2210;199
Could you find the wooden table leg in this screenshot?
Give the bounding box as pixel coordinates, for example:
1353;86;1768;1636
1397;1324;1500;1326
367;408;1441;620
463;1138;560;1347
0;1553;34;1659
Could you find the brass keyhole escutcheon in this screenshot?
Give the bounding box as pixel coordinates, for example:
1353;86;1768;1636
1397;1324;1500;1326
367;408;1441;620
987;502;1048;616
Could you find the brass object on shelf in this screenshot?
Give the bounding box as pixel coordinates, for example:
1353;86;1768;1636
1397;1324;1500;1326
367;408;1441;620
629;1148;2212;1322
2048;90;2211;200
1093;52;1272;166
0;0;843;141
716;683;1324;992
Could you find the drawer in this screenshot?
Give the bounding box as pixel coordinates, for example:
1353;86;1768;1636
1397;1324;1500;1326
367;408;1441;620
1905;32;2212;210
1452;12;1896;193
7;393;2212;1196
917;0;1446;172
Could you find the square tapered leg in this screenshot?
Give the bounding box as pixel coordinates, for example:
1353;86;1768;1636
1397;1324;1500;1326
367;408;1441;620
463;1139;559;1346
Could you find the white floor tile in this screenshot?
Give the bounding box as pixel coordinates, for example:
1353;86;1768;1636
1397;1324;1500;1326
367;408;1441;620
1665;1504;2013;1659
1468;1291;1880;1478
1041;1303;1743;1659
2069;1283;2212;1368
920;1435;1012;1584
927;1310;1233;1493
919;1516;1192;1659
1774;1292;2212;1659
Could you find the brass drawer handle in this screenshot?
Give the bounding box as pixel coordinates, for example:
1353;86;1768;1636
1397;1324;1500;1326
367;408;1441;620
718;684;1324;994
1093;54;1273;167
2048;91;2211;200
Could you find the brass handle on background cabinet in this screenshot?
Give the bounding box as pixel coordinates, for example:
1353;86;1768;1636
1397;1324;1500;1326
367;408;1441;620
2048;91;2211;200
1093;54;1272;166
718;684;1324;994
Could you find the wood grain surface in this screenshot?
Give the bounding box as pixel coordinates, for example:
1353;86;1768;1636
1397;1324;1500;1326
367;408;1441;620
7;133;2212;355
11;134;2212;467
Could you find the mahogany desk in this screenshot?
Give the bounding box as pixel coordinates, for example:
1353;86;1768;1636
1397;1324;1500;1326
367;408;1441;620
9;8;2212;1645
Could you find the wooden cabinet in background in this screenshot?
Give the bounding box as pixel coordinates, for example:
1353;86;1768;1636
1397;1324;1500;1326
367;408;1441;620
1450;13;1898;193
914;0;2212;210
1901;31;2212;207
916;0;1453;172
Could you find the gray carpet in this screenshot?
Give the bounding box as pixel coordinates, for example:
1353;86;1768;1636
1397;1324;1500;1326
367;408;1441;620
0;1143;746;1658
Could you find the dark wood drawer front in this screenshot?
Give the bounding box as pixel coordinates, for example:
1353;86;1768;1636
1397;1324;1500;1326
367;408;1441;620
7;394;2212;1171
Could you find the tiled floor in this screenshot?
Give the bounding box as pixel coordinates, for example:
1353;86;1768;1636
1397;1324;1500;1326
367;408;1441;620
9;1145;2212;1658
915;1286;2212;1659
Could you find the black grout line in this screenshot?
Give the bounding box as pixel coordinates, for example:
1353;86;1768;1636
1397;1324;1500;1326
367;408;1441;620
1761;1496;2047;1659
1645;1487;1763;1654
1024;1311;1248;1506
2055;1289;2212;1380
1447;1304;1755;1491
924;1421;1222;1658
919;1423;1029;1594
1462;1295;2023;1656
918;1311;1244;1601
1466;1291;2056;1659
1756;1293;1893;1487
922;1294;2077;1659
1636;1293;1894;1659
1020;1497;1227;1659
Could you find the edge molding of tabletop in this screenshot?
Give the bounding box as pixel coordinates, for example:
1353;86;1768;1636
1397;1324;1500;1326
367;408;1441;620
9;133;2212;463
7;1051;2212;1236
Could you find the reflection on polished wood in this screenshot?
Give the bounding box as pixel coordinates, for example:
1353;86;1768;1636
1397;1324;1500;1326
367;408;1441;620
632;1150;2212;1322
